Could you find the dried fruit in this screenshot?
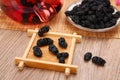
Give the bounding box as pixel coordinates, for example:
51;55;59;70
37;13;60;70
58;37;68;48
59;57;65;63
92;56;106;66
65;0;120;29
33;46;42;57
49;44;59;55
57;52;69;59
37;38;53;47
20;0;34;7
38;25;50;37
84;52;92;61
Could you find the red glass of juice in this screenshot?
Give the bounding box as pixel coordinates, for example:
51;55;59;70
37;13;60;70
0;0;63;24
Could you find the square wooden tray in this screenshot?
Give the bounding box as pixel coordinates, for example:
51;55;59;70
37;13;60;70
15;28;82;75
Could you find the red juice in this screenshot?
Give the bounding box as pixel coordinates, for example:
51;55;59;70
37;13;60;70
0;0;63;24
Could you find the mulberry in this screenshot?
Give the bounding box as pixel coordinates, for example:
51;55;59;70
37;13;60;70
58;37;68;48
65;0;120;29
57;52;69;59
38;25;50;37
33;46;42;57
49;44;59;55
84;52;92;61
92;56;106;66
59;57;65;63
37;38;53;47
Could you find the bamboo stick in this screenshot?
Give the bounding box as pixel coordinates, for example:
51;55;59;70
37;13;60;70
15;57;78;74
17;30;37;70
65;33;77;76
27;29;82;42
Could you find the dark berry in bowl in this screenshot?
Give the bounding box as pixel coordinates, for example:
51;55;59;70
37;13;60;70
65;0;120;32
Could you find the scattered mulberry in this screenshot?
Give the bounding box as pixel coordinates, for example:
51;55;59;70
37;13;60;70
38;25;50;37
37;38;53;47
92;56;106;66
49;44;59;55
58;37;68;48
57;52;69;59
33;46;42;57
84;52;92;61
59;57;65;63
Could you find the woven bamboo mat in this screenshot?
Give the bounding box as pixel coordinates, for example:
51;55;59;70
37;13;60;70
0;0;120;38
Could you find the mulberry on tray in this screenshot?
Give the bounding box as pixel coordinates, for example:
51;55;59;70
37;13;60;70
33;46;43;57
37;38;53;47
38;26;50;37
58;37;68;48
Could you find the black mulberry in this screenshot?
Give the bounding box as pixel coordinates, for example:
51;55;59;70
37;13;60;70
33;46;42;57
113;11;120;19
38;25;50;37
59;57;65;63
84;52;92;61
49;44;59;55
58;37;68;48
92;56;106;66
65;0;120;29
57;52;69;59
65;11;74;16
37;38;53;47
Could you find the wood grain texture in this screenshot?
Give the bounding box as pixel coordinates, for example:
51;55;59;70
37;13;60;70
1;0;120;38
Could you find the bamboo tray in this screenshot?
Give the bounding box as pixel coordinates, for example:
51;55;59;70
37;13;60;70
15;28;82;75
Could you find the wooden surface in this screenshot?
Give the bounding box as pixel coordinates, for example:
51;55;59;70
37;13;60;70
0;0;120;80
1;0;120;38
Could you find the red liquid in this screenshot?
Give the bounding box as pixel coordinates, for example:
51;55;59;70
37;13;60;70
1;0;63;24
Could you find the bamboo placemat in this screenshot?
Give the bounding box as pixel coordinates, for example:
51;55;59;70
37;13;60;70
0;0;120;38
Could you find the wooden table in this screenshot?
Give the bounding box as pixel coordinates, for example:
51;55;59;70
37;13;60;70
0;0;120;80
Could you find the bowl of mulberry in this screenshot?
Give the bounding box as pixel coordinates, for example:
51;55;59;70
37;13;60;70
65;0;120;32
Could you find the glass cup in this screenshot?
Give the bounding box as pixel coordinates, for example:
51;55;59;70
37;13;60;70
0;0;63;24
